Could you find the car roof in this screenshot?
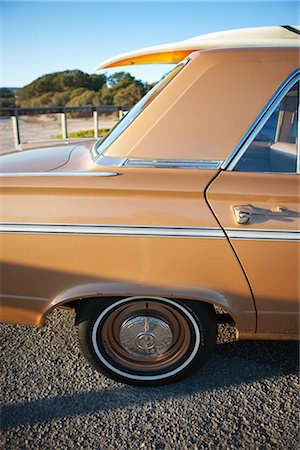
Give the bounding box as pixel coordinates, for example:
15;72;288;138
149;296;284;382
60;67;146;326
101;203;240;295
96;25;300;69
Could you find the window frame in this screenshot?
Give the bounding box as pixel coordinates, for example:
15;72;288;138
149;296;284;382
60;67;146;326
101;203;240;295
222;69;300;174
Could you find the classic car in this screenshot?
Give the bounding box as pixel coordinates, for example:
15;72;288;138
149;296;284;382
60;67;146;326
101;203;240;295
0;26;299;386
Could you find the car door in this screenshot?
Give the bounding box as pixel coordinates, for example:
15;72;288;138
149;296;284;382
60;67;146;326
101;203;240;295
207;73;299;338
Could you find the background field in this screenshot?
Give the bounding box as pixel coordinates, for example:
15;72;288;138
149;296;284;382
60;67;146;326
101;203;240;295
0;115;117;154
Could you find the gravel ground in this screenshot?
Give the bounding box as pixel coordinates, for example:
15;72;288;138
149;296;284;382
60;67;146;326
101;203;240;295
0;309;299;449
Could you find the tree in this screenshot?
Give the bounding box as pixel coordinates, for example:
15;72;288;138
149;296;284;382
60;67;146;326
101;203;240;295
98;86;114;105
18;70;106;102
0;88;16;107
67;90;97;107
89;74;107;91
107;72;135;87
113;84;144;106
15;69;155;109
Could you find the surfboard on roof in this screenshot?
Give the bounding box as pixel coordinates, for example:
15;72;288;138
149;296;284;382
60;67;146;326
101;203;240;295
96;25;300;70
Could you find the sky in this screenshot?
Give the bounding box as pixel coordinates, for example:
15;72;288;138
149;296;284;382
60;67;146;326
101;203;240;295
0;0;299;87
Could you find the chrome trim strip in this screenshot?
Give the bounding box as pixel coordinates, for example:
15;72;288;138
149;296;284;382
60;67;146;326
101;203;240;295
222;69;300;171
226;228;300;242
97;155;127;167
96;155;223;169
124;159;223;169
91;138;105;160
1;222;298;241
0;223;224;239
0;172;118;177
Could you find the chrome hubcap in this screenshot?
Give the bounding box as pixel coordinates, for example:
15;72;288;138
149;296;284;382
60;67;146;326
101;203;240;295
136;332;156;350
119;315;173;359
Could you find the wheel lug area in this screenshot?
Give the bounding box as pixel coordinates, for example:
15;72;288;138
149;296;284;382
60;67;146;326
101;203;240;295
119;315;173;359
136;332;156;350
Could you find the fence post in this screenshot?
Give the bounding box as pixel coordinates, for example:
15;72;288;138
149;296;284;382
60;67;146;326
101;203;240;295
93;110;99;138
11;111;21;147
60;111;68;138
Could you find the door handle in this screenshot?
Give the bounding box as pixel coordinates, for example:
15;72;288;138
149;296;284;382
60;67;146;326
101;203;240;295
232;206;252;224
232;205;288;225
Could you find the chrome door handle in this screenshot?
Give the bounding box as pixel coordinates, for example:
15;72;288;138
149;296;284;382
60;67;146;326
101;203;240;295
232;206;252;224
232;205;288;225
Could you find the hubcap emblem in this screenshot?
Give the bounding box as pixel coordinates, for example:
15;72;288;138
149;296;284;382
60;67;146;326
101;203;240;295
119;315;173;359
136;332;155;350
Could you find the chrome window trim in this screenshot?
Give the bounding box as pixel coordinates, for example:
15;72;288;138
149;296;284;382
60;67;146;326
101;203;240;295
222;69;300;172
0;223;225;239
96;155;127;167
124;159;223;170
95;154;223;170
0;172;118;177
91;138;105;160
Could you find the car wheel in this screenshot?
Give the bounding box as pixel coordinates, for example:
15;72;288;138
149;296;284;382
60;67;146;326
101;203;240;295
77;296;216;386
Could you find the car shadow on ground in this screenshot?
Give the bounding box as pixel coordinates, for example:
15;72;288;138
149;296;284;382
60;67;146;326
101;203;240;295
1;339;298;431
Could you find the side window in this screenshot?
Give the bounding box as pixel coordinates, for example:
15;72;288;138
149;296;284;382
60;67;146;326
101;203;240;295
234;81;299;173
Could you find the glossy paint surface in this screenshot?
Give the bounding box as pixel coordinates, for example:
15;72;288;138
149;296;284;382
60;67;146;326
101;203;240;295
0;167;255;332
0;144;75;172
0;45;299;341
207;171;300;337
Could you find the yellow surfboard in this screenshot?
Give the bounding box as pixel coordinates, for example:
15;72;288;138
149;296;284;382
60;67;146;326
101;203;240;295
96;25;300;69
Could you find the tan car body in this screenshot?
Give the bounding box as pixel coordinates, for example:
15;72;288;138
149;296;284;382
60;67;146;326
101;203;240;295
0;46;299;341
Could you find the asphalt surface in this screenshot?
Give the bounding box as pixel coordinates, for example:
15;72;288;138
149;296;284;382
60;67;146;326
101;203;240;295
0;309;299;449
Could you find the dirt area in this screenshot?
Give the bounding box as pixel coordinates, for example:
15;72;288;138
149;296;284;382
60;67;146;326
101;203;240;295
0;114;118;155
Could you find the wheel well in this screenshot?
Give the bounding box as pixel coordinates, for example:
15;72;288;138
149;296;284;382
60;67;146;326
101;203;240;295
58;295;236;329
213;305;235;325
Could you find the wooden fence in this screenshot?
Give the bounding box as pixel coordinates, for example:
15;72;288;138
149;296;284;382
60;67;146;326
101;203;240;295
0;105;130;147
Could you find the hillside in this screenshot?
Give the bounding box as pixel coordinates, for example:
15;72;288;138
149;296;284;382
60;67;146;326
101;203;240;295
1;70;156;108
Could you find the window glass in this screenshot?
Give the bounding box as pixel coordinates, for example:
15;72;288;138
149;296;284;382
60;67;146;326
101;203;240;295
234;81;299;173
